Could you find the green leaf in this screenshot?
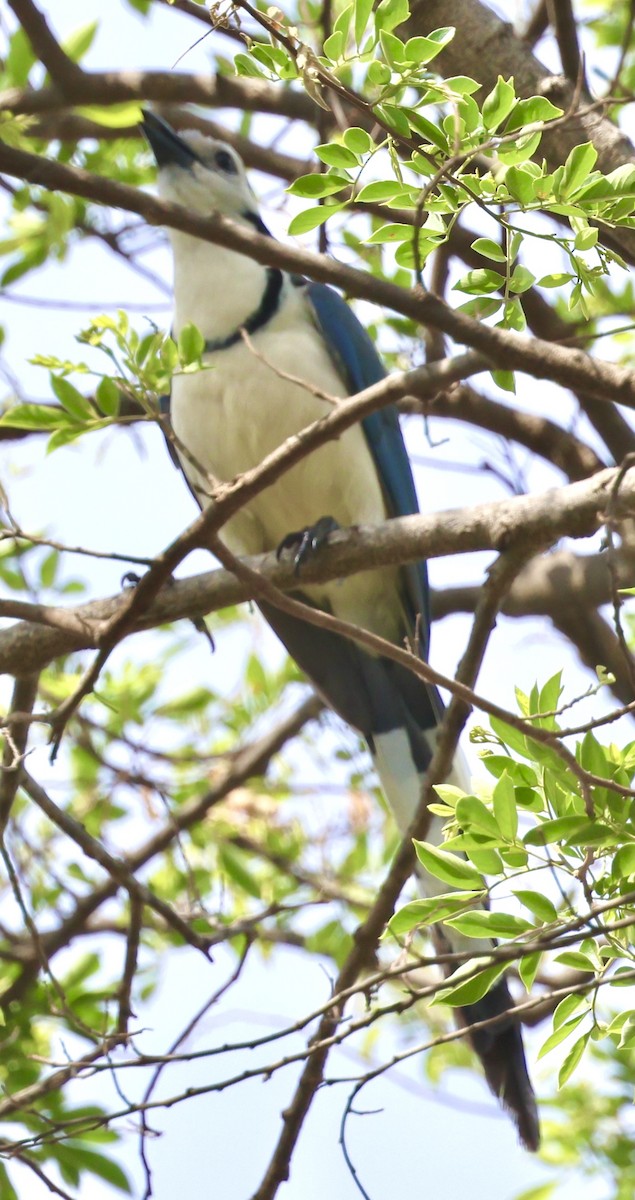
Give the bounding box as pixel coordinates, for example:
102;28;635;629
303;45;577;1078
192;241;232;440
287;174;349;198
0;1165;18;1200
538;1012;586;1059
537;671;563;723
513;889;557;923
234;52;267;79
315;143;360;169
446;910;533;939
505;96;564;131
554;950;596;971
60;1144;131;1193
443;75;480;95
354;0;375;45
558;1030;590;1087
40;549;59;589
47;423;102;452
404;28;454;64
379;30;407;65
508;265;535;293
366;222;416;244
333;3;353;41
218;846;261;898
76;102;143;128
513;1184;557;1200
492;772;518;840
471;237;506;262
5;27;37;87
466;846;504;875
559;142;598;198
498;298;525;331
95;376;120;417
343;127;374;155
574;226;598;251
356;180;407;203
432;784;466;807
375;102;411;137
50;374;95;421
323;30;345;61
62;20;98;62
288;172;350;198
453;268;505;295
375;0;410;34
0;403;74;431
497;130;542;165
518;951;542;991
482;76;516;131
367;59;391;86
491;368;515;393
413;840;484;889
537;272;574;288
604;163;635;194
564;821;615;849
552;992;587;1030
387;891;483;936
455;795;500;838
490;715;531;760
288;203;346;236
523;815;590;846
612;843;635;880
407;113;448;153
617;1015;635;1048
505;166;535;205
610;966;635;986
434;960;507;1006
457;297;502;319
178;322;205;364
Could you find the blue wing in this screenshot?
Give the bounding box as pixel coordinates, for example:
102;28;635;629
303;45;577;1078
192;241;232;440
305;281;430;656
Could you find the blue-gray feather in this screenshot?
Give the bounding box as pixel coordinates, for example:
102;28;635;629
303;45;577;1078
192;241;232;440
305;282;430;655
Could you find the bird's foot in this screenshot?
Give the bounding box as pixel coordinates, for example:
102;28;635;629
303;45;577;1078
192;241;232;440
276;515;339;576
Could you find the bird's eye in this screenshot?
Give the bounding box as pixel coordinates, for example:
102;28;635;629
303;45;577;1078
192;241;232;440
214;149;238;175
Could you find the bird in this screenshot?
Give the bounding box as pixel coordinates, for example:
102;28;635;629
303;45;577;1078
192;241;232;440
141;108;540;1151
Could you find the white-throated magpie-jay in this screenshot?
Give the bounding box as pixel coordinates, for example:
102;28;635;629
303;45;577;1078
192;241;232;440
142;109;539;1151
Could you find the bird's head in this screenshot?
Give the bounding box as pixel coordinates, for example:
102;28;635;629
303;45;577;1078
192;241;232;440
141;110;261;227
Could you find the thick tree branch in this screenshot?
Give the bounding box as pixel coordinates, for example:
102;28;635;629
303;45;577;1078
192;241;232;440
0;70;316;122
0;464;631;677
547;0;584;86
0;673;39;834
24;108;308;183
6;0;83;85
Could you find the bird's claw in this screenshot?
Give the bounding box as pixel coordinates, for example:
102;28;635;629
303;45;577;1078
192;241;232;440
276;515;339;576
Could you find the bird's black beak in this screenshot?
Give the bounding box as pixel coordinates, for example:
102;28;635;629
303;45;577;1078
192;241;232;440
140;109;199;170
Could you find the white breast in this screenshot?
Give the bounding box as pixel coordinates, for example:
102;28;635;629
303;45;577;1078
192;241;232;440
169;241;403;639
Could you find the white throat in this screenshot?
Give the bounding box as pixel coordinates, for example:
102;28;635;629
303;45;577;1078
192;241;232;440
169;230;269;343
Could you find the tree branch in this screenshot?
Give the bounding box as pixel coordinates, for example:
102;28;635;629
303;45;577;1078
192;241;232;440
0;463;631;677
6;0;83;85
0;69;316;121
547;0;585;86
1;141;635;409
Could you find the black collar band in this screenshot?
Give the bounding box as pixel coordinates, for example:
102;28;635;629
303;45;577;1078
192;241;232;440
203;267;284;354
243;210;272;237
